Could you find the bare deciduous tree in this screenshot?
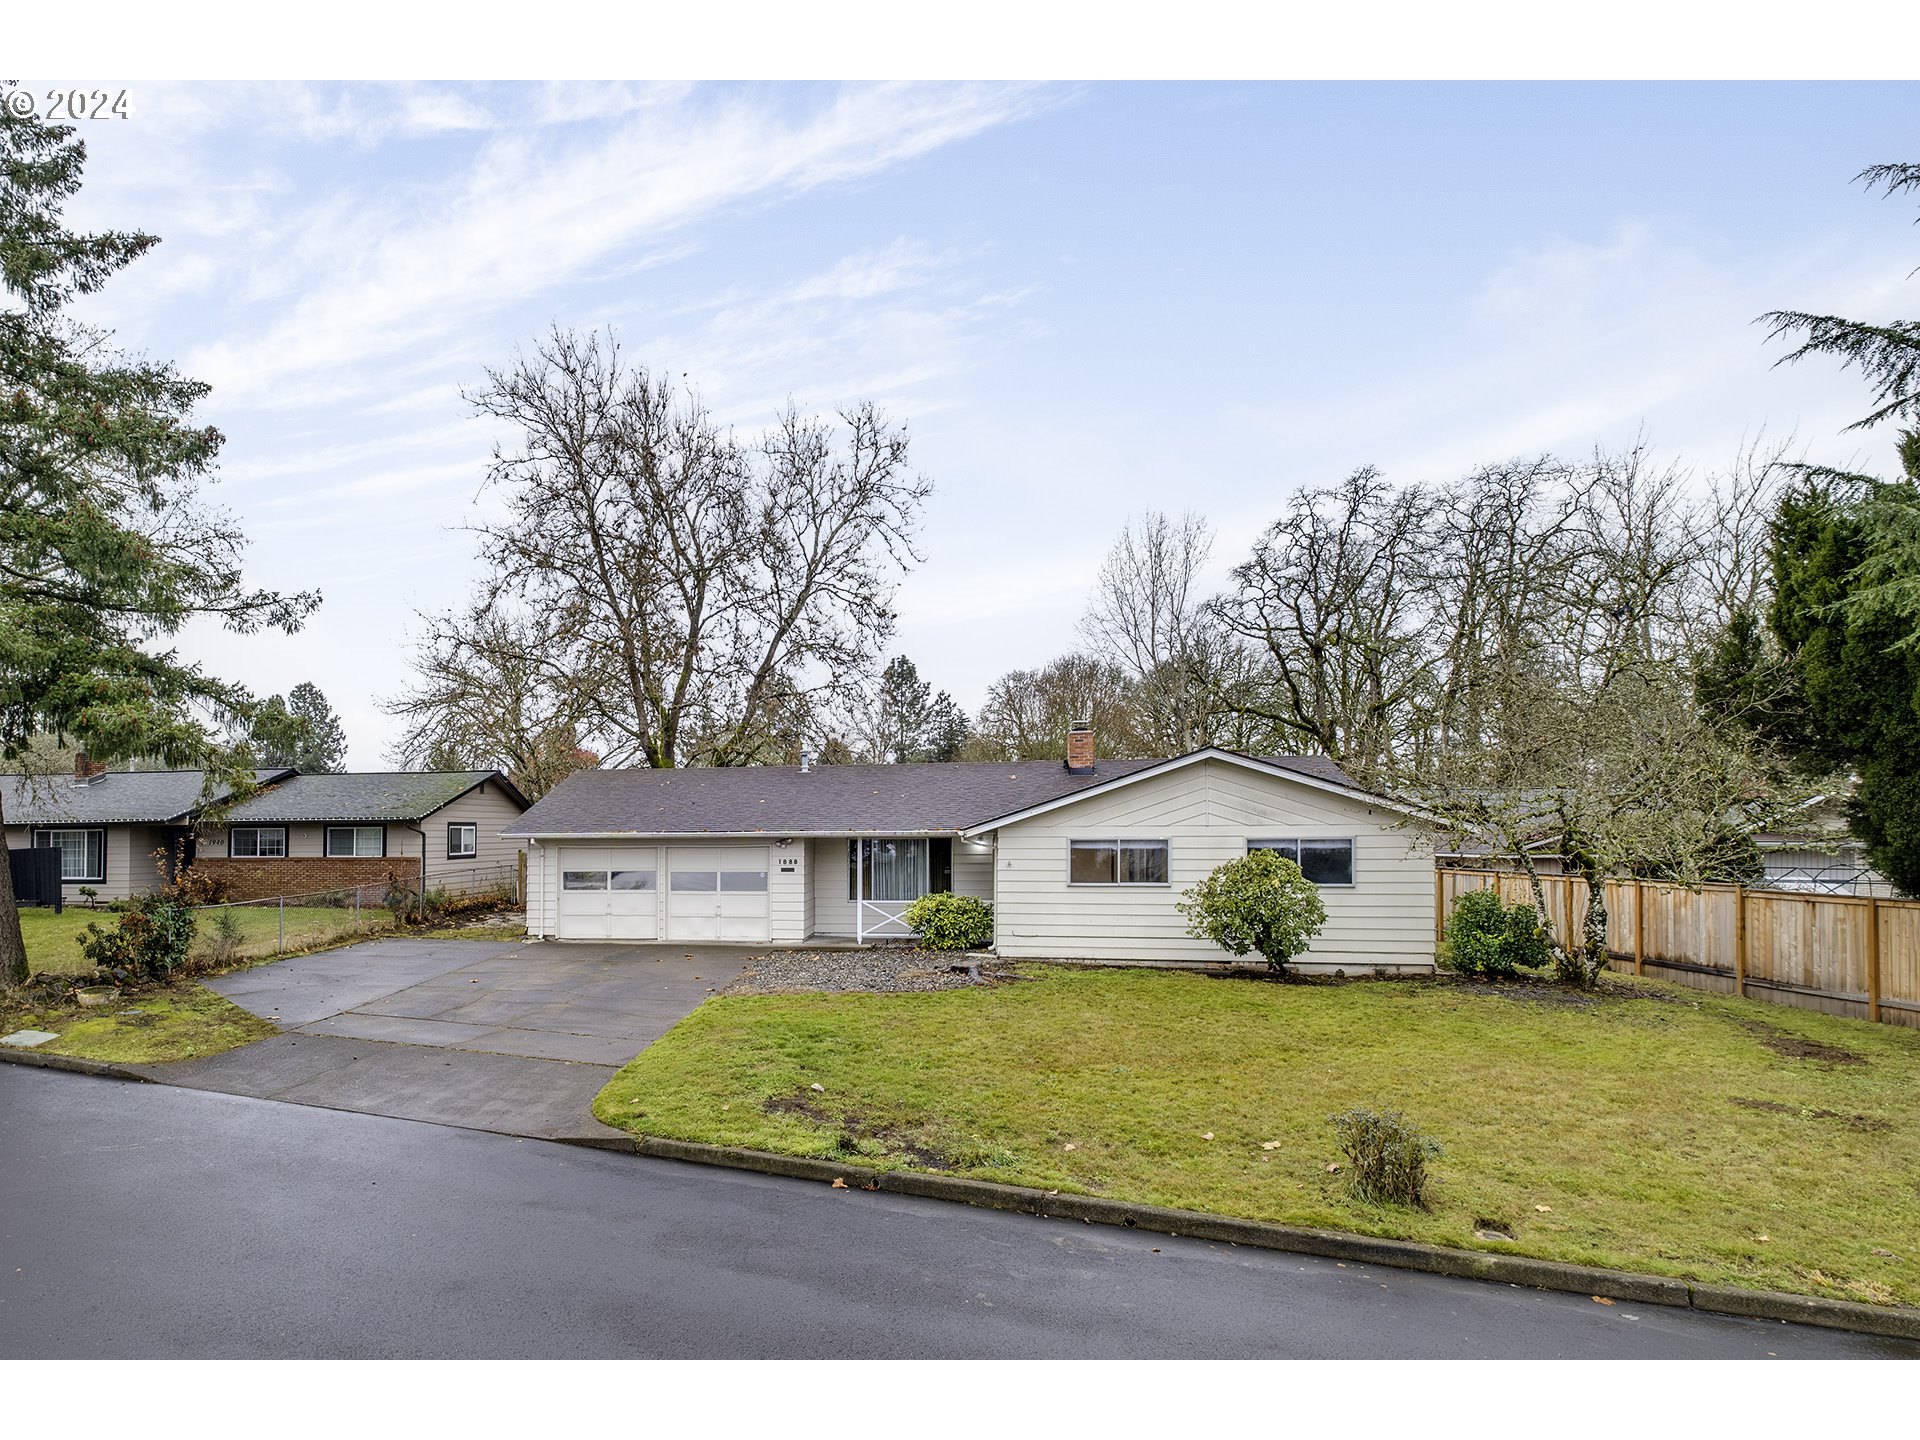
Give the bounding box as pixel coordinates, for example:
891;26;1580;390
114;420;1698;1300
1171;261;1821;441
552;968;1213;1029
1078;511;1242;753
967;653;1145;761
462;327;931;769
385;600;600;799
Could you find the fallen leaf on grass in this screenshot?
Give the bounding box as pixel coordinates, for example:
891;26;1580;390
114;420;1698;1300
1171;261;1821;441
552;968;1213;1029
1325;1163;1340;1173
1062;1143;1077;1152
810;1083;825;1092
1261;1140;1283;1150
1535;1204;1553;1213
1201;1132;1214;1141
1755;1235;1770;1243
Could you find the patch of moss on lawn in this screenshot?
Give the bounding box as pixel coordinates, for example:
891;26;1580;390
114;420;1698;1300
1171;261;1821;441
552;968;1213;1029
10;982;274;1065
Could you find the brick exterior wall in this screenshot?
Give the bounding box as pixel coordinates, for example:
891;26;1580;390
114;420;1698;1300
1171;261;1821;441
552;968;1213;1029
192;855;422;903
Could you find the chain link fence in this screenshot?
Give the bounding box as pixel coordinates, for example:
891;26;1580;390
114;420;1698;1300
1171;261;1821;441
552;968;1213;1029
189;862;521;967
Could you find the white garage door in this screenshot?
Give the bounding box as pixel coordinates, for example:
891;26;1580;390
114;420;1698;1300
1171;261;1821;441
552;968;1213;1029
557;847;659;940
667;846;769;942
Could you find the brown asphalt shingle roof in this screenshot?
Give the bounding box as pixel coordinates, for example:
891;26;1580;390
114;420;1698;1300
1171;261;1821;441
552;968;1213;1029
504;752;1358;838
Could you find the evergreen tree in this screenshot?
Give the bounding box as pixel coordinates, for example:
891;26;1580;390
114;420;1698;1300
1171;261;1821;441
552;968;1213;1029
1767;443;1920;894
870;655;968;762
0;103;316;984
286;682;347;772
1763;163;1920;431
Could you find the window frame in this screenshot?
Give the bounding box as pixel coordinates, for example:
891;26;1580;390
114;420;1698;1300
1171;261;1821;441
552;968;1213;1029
324;825;387;858
447;822;478;860
1246;836;1358;888
227;825;290;859
32;827;106;883
847;838;933;903
1067;838;1171;887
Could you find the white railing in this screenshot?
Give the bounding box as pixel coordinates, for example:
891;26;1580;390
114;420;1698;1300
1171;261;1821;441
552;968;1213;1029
851;838;919;943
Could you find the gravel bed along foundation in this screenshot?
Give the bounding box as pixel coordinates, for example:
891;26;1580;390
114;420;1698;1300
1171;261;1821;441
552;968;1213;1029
723;947;1003;995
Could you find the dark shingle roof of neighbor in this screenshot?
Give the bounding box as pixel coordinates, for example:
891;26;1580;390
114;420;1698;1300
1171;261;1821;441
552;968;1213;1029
0;769;291;826
224;771;518;824
504;752;1360;838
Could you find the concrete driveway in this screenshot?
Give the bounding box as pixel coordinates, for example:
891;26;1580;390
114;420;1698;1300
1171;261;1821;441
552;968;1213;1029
138;938;753;1141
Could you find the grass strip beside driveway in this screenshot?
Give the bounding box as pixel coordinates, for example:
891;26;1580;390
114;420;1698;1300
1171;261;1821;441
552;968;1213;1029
20;904;400;976
593;965;1920;1309
4;981;275;1065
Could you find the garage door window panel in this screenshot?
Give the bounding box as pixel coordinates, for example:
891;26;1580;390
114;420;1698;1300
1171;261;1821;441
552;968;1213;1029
609;869;655;891
563;870;609;890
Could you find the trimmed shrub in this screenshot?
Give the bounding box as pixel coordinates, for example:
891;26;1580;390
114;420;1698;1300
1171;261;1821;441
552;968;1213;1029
1177;849;1327;972
1441;888;1552;978
77;895;198;980
903;891;994;950
1330;1107;1443;1208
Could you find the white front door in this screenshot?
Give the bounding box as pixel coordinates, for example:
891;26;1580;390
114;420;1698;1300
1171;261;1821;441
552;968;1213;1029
667;845;769;942
557;847;659;940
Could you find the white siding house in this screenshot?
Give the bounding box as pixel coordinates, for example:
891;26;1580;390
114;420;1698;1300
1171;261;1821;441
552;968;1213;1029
508;747;1438;971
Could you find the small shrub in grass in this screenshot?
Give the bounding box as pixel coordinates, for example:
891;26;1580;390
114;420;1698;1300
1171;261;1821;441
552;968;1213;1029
1178;849;1327;972
1441;888;1552;978
77;895;197;980
903;892;995;950
203;909;244;966
1330;1107;1442;1208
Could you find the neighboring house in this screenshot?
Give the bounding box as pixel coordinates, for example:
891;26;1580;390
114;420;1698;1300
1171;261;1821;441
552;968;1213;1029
506;730;1438;971
1753;794;1895;896
195;771;530;900
3;757;530;904
1;757;293;902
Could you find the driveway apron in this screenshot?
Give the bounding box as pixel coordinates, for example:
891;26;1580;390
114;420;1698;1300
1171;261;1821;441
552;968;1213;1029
139;938;752;1141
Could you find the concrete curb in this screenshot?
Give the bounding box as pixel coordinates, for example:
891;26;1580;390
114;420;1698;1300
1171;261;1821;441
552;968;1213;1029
589;1134;1920;1343
0;1045;153;1083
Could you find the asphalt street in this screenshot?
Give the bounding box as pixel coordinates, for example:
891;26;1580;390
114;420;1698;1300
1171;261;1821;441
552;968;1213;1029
2;1065;1913;1359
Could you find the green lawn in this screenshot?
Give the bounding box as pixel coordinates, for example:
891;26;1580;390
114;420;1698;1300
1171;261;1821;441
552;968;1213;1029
10;981;276;1064
19;902;398;975
594;966;1920;1308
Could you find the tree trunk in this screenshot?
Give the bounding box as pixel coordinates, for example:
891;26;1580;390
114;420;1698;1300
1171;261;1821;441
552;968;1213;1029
0;789;28;988
1580;872;1610;985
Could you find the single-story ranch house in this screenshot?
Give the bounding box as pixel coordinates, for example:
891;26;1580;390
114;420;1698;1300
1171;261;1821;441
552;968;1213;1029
3;757;528;903
507;735;1439;970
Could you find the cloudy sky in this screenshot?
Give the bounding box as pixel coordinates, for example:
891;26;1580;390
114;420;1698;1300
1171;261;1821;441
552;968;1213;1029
57;80;1919;766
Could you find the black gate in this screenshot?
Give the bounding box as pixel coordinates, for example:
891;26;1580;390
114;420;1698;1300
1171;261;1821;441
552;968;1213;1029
8;847;64;911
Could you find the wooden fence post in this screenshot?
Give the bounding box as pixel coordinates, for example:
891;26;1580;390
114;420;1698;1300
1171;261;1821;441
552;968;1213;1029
1866;896;1882;1024
1734;886;1748;998
1435;867;1445;946
1633;879;1645;976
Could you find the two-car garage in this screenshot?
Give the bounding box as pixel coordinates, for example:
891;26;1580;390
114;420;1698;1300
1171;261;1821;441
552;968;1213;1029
555;844;770;942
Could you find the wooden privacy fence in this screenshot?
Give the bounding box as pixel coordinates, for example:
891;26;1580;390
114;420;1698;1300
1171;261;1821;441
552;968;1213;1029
1438;868;1920;1030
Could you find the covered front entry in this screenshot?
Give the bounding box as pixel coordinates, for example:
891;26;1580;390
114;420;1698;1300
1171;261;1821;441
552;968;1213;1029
667;845;770;942
557;846;659;940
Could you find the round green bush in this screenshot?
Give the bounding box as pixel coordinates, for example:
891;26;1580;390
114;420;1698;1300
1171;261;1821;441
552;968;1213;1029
1440;887;1552;977
902;891;994;950
1177;849;1327;972
77;894;198;980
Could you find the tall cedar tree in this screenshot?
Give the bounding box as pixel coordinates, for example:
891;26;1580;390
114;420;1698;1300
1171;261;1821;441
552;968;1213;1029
1767;442;1920;894
0;102;314;984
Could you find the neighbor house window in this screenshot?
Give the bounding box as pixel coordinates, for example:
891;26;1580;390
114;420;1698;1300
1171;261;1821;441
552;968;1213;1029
848;839;929;901
33;828;105;883
228;826;288;859
1069;839;1169;885
447;822;477;859
1248;837;1356;886
325;826;385;857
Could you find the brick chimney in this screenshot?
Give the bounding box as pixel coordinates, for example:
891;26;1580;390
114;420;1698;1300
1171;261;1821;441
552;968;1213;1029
1065;719;1095;774
73;752;107;785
